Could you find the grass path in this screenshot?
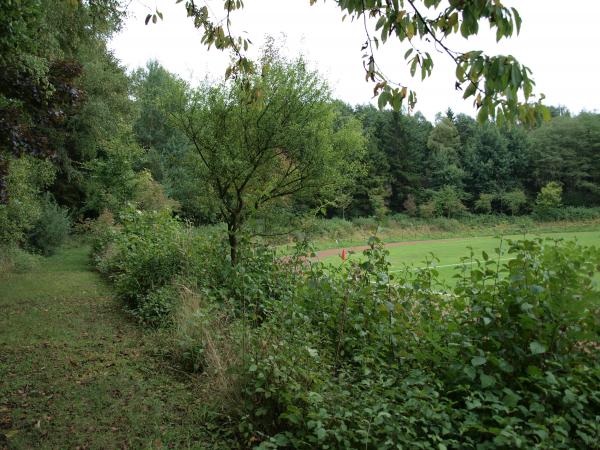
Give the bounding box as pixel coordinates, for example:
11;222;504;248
0;244;228;449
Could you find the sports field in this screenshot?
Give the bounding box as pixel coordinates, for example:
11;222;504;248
319;229;600;284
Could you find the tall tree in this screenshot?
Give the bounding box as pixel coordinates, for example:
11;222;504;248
174;53;365;264
426;116;464;190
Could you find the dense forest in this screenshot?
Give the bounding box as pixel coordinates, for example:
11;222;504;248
1;1;599;449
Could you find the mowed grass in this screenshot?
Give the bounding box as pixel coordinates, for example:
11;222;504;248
0;243;232;449
321;229;600;284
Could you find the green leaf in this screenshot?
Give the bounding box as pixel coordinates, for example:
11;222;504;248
455;64;465;81
377;91;390;110
529;341;546;355
306;347;319;358
480;373;495;388
471;355;486;367
315;427;326;440
463;83;477;99
511;7;522;34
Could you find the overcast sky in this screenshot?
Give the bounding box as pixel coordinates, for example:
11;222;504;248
109;0;600;121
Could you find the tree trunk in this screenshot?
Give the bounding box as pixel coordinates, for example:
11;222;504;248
227;219;239;266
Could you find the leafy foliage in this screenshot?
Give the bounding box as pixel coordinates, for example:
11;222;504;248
27;193;70;255
0;155;55;245
95;211;600;448
94;208;192;325
174;49;365;264
535;181;563;219
238;238;600;448
501;189;528;215
423;185;467;218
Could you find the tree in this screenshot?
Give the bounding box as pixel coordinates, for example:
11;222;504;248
474;193;495;214
528;113;600;205
461;123;515;197
501;189;527;215
131;61;190;158
0;0;129;214
536;181;562;211
434;185;467;218
174;53;364;264
147;0;547;125
427;116;464;190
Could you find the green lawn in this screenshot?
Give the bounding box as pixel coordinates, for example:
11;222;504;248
0;244;231;449
321;229;600;283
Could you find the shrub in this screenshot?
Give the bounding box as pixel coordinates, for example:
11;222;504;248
110;209;189;307
533;206;600;222
93;206;305;328
27;194;70;255
0;156;55;246
474;192;495;214
402;193;417;216
534;181;563;218
91;207;194;326
229;238;600;448
96;213;600;448
135;284;179;328
89;210;117;266
133;169;180;213
418;200;436;218
422;185;468;218
501;189;528;215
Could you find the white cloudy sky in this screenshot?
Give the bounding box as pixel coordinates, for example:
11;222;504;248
109;0;600;121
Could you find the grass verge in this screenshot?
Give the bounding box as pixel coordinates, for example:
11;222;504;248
0;244;232;449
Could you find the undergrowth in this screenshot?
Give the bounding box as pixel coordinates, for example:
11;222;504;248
93;209;600;449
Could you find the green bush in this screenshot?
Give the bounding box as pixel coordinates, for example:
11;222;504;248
230;238;600;448
534;181;563;218
306;218;356;241
135;284;179;328
533;206;600;222
402;193;417;216
91;207;193;326
96;211;600;448
501;189;528;215
27;194;70;255
474;192;495;214
89;210;118;268
0;156;55;246
113;211;188;302
93;207;304;328
417;199;436;218
421;185;468;218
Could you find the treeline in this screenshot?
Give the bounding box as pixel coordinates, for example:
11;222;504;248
340;105;600;219
130;60;600;223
